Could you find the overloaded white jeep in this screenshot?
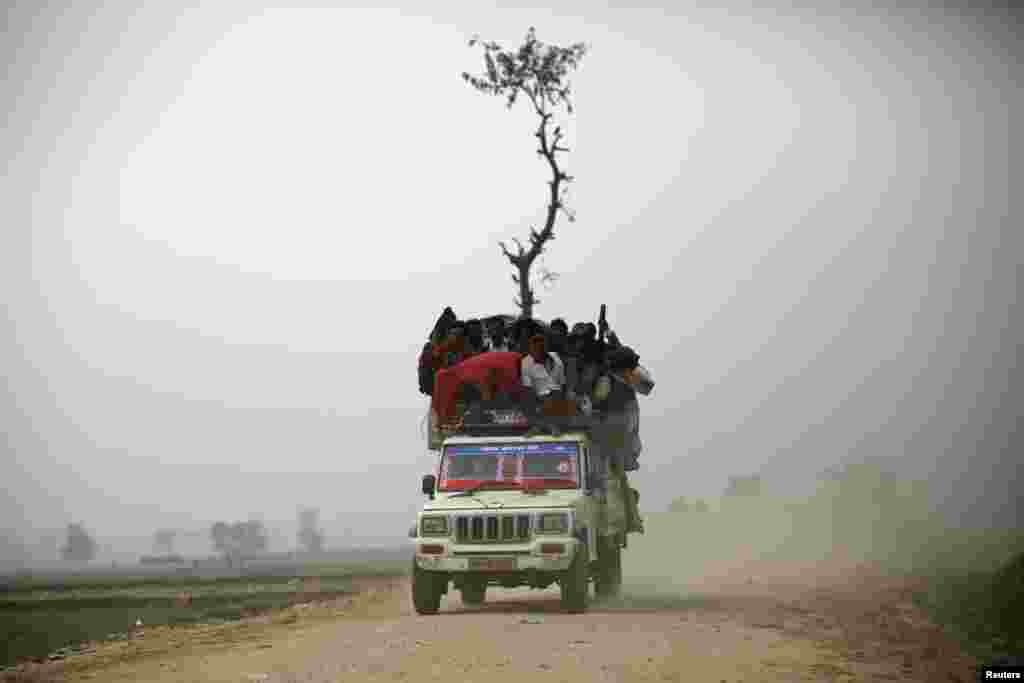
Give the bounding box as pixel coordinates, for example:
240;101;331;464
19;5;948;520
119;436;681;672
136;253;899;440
411;427;633;614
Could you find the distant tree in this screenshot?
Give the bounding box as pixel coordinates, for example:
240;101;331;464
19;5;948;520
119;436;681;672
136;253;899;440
152;529;176;555
61;523;97;562
668;496;691;513
694;499;709;513
724;475;763;497
297;507;324;554
210;520;268;562
210;521;231;554
462;27;588;318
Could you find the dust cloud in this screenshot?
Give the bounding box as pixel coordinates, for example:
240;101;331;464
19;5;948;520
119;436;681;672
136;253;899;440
618;467;1024;606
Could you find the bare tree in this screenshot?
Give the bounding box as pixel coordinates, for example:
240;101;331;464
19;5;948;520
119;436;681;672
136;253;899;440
152;529;176;555
462;27;588;318
61;523;97;562
297;507;324;554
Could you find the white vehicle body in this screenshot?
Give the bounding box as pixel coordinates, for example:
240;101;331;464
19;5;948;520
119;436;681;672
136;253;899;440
411;430;630;613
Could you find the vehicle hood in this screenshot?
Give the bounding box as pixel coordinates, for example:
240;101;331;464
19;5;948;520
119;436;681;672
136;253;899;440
423;489;582;512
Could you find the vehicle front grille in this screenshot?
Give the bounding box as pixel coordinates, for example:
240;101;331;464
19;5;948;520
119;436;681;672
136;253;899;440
455;514;531;543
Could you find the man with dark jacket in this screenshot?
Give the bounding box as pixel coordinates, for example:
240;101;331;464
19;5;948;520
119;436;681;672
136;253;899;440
547;318;569;357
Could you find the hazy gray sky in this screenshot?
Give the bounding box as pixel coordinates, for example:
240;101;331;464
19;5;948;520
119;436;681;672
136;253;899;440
2;1;1020;556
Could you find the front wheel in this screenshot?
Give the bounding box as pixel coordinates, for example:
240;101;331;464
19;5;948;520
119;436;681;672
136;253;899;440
560;541;589;613
411;559;444;615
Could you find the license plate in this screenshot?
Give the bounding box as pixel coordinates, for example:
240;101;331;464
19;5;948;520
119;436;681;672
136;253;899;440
468;557;516;571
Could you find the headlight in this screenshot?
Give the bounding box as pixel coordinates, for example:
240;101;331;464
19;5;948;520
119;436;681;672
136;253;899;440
536;513;569;535
420;516;449;536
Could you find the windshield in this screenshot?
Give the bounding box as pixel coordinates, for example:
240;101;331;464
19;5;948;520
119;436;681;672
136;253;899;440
439;442;580;492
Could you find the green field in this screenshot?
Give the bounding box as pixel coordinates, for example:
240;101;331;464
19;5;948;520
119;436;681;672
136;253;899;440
0;558;409;669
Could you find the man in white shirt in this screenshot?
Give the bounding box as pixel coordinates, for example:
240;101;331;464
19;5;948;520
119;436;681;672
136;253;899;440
521;334;565;398
521;334;567;437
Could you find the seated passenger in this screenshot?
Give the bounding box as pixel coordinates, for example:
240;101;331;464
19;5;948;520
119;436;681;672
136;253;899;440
433;322;467;369
521;334;566;400
511;318;546;354
547;318;569;357
521;334;570;437
485;318;511;352
508;318;529;354
464;319;487;356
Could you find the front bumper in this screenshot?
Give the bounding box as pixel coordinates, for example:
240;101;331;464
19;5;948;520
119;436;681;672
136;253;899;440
414;538;579;573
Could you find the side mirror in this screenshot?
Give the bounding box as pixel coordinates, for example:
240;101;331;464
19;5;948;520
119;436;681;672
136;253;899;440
408;524;418;539
422;474;436;499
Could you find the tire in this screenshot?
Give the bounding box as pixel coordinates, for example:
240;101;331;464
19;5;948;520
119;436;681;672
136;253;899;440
595;535;622;599
460;579;487;606
560;540;589;613
411;559;444;615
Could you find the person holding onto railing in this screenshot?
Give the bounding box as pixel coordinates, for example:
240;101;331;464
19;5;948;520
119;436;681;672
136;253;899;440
591;345;651;533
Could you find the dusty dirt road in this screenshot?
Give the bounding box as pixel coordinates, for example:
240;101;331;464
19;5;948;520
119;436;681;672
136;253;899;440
6;562;980;683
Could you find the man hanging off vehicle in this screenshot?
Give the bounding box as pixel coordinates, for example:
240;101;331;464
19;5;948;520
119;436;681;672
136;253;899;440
591;345;651;534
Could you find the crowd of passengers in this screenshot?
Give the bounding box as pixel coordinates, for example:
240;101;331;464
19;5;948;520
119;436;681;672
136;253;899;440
417;309;652;434
418;308;650;533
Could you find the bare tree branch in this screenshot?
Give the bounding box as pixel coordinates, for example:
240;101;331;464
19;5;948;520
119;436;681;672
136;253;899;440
499;240;520;265
463;27;586;318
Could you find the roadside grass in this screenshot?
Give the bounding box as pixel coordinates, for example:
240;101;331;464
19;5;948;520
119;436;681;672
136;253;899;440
0;559;408;669
0;558;410;594
913;549;1024;662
